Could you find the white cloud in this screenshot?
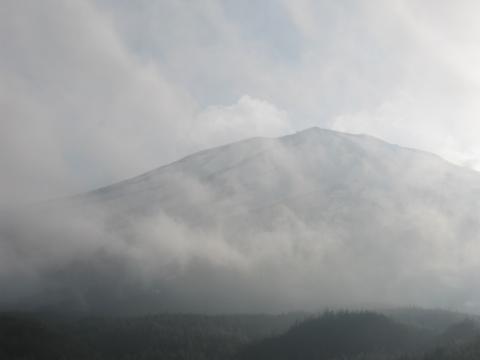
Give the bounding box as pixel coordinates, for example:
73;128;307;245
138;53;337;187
331;92;480;169
0;0;199;206
189;95;292;149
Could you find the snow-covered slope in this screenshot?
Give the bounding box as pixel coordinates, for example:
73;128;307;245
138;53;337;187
2;128;480;313
83;127;480;227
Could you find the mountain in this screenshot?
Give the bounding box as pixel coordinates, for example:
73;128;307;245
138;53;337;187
2;127;480;313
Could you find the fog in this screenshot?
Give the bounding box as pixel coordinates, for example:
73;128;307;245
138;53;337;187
2;0;480;314
1;130;480;314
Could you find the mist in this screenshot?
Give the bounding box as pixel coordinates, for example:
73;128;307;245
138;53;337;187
1;129;480;314
2;0;480;316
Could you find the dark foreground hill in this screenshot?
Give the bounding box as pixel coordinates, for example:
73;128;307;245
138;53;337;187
1;309;479;360
0;312;302;360
239;310;480;360
238;311;430;360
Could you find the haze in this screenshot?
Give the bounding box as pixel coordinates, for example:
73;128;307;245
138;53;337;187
1;1;480;315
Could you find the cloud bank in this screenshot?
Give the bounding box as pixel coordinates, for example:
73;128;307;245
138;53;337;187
2;129;480;314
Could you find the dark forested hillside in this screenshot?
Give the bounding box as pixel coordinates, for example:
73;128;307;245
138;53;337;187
0;310;478;360
384;307;476;332
0;312;302;360
238;311;432;360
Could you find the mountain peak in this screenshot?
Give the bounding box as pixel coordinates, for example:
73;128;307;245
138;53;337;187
286;126;380;143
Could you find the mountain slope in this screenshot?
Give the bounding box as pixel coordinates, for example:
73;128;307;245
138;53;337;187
238;311;432;360
2;127;480;313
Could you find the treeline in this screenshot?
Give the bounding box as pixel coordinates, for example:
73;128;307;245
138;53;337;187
239;310;480;360
238;311;431;359
0;309;479;360
0;312;302;360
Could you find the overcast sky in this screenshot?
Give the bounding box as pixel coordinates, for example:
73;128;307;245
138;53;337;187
2;0;480;206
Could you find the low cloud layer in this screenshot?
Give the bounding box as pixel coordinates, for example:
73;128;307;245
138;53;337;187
2;130;480;314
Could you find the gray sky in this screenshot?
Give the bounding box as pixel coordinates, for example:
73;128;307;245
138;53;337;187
2;0;480;206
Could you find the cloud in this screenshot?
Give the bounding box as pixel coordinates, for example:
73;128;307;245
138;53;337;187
189;95;292;149
3;0;480;315
330;92;480;169
0;0;198;206
4;0;480;207
96;0;480;171
2;126;480;314
324;0;480;170
0;0;296;207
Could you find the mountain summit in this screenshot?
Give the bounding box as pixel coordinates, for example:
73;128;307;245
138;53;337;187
2;128;480;313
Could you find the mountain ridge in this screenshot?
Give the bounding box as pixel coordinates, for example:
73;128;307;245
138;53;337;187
78;127;477;201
